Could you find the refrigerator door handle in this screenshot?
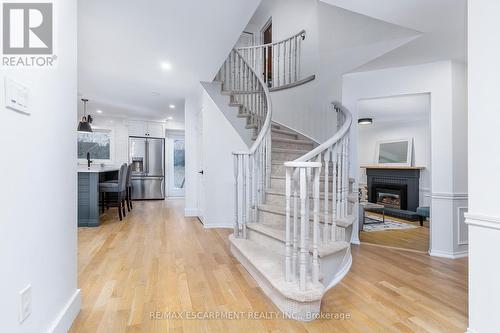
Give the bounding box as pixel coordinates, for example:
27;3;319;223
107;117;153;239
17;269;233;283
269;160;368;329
145;139;149;175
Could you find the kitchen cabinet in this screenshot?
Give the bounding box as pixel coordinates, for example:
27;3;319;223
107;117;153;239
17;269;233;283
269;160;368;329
128;120;165;138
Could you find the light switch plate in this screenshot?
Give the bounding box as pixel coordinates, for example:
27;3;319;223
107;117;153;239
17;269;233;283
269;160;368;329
4;77;30;115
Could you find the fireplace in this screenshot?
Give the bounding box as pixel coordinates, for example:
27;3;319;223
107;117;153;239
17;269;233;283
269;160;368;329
373;184;408;210
365;167;421;219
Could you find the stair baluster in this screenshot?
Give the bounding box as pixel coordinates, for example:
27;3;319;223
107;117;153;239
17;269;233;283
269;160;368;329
235;30;306;90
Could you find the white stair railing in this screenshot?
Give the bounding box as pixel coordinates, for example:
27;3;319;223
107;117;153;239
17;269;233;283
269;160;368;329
284;102;352;288
235;30;306;90
215;49;273;239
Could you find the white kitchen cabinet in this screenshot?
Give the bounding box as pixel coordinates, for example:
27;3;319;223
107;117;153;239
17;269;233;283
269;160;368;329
146;122;165;138
128;120;164;138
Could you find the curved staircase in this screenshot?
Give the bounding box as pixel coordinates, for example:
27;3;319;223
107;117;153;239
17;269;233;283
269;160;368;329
214;31;356;321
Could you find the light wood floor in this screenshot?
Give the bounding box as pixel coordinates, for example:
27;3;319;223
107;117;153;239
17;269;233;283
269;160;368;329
360;213;430;252
71;199;467;333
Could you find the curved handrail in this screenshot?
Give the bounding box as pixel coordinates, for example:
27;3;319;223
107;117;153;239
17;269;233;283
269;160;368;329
294;102;352;162
234;30;308;90
217;48;273;239
234;49;273;154
235;30;306;50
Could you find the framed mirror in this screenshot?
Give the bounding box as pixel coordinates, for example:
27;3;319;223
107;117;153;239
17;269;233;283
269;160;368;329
375;138;413;166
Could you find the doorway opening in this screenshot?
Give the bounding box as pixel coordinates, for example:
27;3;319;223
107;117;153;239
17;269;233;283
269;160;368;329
357;93;431;253
262;19;272;86
166;131;185;197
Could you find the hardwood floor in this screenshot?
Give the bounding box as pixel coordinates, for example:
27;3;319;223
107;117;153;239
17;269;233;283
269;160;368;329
71;199;467;333
360;213;430;252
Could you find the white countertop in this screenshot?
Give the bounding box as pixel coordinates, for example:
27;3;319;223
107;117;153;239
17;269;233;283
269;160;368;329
77;165;120;173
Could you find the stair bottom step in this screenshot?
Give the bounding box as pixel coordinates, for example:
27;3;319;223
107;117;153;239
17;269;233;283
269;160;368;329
229;234;324;321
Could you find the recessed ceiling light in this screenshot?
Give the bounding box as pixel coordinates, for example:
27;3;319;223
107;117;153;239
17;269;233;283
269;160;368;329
96;109;103;114
161;62;172;71
169;104;175;109
358;118;373;125
167;116;173;120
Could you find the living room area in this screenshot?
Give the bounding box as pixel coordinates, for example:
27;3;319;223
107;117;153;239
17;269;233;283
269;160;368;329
356;94;431;252
343;59;468;259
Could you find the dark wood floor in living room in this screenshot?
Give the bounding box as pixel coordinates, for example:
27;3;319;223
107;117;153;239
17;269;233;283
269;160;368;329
70;200;467;333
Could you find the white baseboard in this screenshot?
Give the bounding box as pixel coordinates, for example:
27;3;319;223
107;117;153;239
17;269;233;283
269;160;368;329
48;289;81;333
429;249;468;259
204;222;233;229
184;208;198;217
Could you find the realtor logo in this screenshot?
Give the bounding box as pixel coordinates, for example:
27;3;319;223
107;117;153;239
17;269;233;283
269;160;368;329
3;3;53;54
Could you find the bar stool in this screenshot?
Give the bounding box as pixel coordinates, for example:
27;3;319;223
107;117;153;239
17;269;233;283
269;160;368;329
99;164;128;221
104;164;133;212
125;164;133;211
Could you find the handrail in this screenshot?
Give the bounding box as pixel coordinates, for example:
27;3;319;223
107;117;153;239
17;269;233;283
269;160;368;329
294;102;352;162
235;48;273;155
215;47;273;239
235;30;306;50
283;101;353;286
235;30;308;90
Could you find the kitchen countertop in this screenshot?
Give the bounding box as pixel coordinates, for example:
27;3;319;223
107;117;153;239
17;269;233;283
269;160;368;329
77;165;120;173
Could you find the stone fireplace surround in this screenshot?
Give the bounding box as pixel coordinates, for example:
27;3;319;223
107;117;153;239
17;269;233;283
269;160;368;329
364;167;421;220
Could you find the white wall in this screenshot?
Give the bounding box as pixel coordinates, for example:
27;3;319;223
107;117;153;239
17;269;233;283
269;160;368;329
0;1;80;332
184;92;202;216
467;1;500;332
343;60;468;257
358;118;431;205
201;81;254;147
201;89;248;227
184;84;248;227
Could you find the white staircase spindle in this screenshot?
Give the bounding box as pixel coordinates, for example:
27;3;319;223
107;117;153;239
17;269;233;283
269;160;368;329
285;167;292;282
233;154;239;237
292;183;298;280
241;154;247;238
323;149;331;243
294;36;298;82
299;167;307;291
331;145;338;241
312;165;320;284
277;43;280;87
265;46;269;85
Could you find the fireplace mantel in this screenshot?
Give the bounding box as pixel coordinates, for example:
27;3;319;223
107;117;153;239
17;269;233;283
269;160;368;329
361;165;425;170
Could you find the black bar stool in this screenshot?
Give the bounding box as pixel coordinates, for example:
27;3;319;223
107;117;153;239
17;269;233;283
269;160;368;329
99;164;128;221
103;164;133;212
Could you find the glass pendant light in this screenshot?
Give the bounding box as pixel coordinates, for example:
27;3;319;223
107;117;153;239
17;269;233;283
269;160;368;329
77;98;93;132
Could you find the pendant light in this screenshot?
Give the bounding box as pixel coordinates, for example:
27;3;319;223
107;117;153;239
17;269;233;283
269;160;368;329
77;98;93;132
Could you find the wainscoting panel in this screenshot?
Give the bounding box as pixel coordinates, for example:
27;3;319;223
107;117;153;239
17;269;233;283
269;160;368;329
458;206;469;246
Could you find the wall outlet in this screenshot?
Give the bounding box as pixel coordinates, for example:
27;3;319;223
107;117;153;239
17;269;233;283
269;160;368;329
19;285;32;323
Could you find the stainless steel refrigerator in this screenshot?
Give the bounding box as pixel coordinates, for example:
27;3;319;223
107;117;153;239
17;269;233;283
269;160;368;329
129;137;165;200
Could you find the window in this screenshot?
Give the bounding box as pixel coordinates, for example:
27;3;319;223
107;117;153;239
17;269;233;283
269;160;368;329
77;129;112;161
173;138;185;189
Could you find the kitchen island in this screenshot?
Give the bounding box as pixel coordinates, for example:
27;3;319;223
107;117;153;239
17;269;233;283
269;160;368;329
78;166;120;227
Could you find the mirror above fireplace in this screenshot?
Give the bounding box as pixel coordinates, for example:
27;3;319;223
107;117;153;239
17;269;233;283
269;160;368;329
375;138;413;167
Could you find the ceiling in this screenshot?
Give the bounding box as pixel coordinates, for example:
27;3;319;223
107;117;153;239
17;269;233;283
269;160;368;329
78;0;261;121
357;94;430;124
320;0;467;71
